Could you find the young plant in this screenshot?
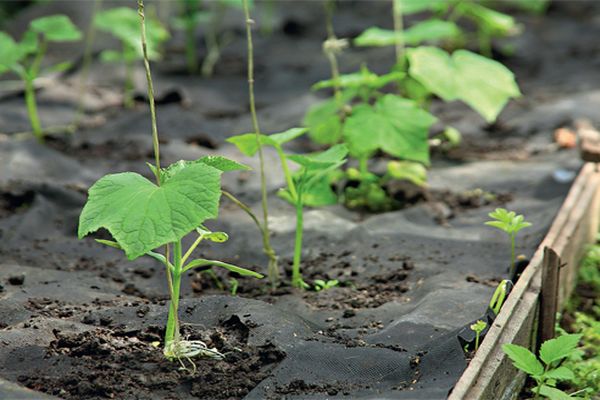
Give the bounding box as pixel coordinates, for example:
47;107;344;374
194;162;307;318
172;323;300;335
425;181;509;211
485;208;532;279
228;128;348;289
79;0;262;364
470;320;487;351
503;334;582;400
94;7;169;108
314;279;339;292
0;15;82;142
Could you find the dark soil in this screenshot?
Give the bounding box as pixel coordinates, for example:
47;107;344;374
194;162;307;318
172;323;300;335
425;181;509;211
0;0;595;399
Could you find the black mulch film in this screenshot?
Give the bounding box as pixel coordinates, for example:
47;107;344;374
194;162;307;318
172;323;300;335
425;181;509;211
0;1;598;399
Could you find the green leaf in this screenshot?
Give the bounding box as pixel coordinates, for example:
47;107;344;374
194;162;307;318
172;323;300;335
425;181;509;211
0;32;21;74
395;0;449;15
30;15;82;42
227;128;307;156
540;334;582;365
342;94;436;164
287;144;348;171
543;366;575;382
297;174;339;207
79;162;222;260
312;66;404;91
502;343;544;377
443;126;462;146
538;385;574;400
387;161;427;186
456;2;519;35
485;208;532;236
183;258;263;278
18;30;38;59
404;19;462;45
95;7;169;60
407;47;521;122
99;49;124;63
161;156;249;183
304;99;344;145
196;227;229;243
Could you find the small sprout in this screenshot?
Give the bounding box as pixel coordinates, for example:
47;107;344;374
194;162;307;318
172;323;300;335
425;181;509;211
0;15;82;142
229;278;239;296
314;279;339;292
470;320;487;352
485;208;532;279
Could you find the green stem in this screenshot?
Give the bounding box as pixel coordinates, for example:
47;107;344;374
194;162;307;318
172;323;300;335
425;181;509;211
243;0;277;283
124;51;135;109
475;332;480;351
165;240;183;344
533;365;549;400
392;0;405;69
291;200;304;289
24;76;43;142
221;190;279;284
359;157;369;176
275;147;299;201
510;233;516;278
138;0;162;185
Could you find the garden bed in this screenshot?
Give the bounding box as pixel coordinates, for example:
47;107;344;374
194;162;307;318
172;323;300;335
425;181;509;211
1;1;599;399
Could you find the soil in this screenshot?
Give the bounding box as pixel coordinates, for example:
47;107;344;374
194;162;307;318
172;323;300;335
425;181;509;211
0;1;597;399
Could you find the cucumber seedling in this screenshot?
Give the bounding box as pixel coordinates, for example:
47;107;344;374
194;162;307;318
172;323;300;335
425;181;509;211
94;6;169;108
79;0;262;364
469;320;487;352
0;15;82;142
228;129;348;289
503;334;582;400
485;208;532;279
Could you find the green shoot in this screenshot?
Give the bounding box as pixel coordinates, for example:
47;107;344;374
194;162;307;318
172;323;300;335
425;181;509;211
470;320;487;351
0;15;82;142
228;129;348;289
314;279;339;292
94;7;169;108
503;334;582;400
239;0;279;286
229;278;239;295
485;208;532;278
78;1;263;365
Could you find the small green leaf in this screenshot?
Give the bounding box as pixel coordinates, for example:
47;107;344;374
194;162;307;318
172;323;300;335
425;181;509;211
227;128;307;156
443;126;462;146
407;47;521;122
161;156;249;183
395;0;448;14
184;258;263;278
537;385;574;400
387;161;427;186
0;33;21;74
95;7;169;60
287;144;348;171
470;319;487;334
543;366;575;382
485;208;532;236
18;30;38;59
539;334;582;365
502;343;544;377
99;49;124;63
354;20;460;47
30;15;82;42
457;2;519;36
196;227;229;243
343;94;436;164
79;162;222;260
304;99;344;145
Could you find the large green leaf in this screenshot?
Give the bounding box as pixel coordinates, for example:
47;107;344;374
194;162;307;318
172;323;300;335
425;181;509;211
407;47;521;122
0;33;21;74
539;334;582;365
79;162;222;260
94;7;169;60
502;344;544;377
30;15;82;42
354;20;460;47
342;94;436;164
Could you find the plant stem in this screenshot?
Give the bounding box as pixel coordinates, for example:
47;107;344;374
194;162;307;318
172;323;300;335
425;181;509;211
138;0;161;185
392;0;405;69
165;240;183;344
324;0;342;105
275;147;298;201
291;199;304;289
24;76;43;142
475;332;480;351
359;157;369;175
75;0;102;125
510;233;516;278
124;50;135;109
221;190;279;278
243;0;278;284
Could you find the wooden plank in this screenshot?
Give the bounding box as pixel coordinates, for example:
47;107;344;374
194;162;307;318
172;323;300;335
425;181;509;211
449;163;600;400
538;247;560;347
